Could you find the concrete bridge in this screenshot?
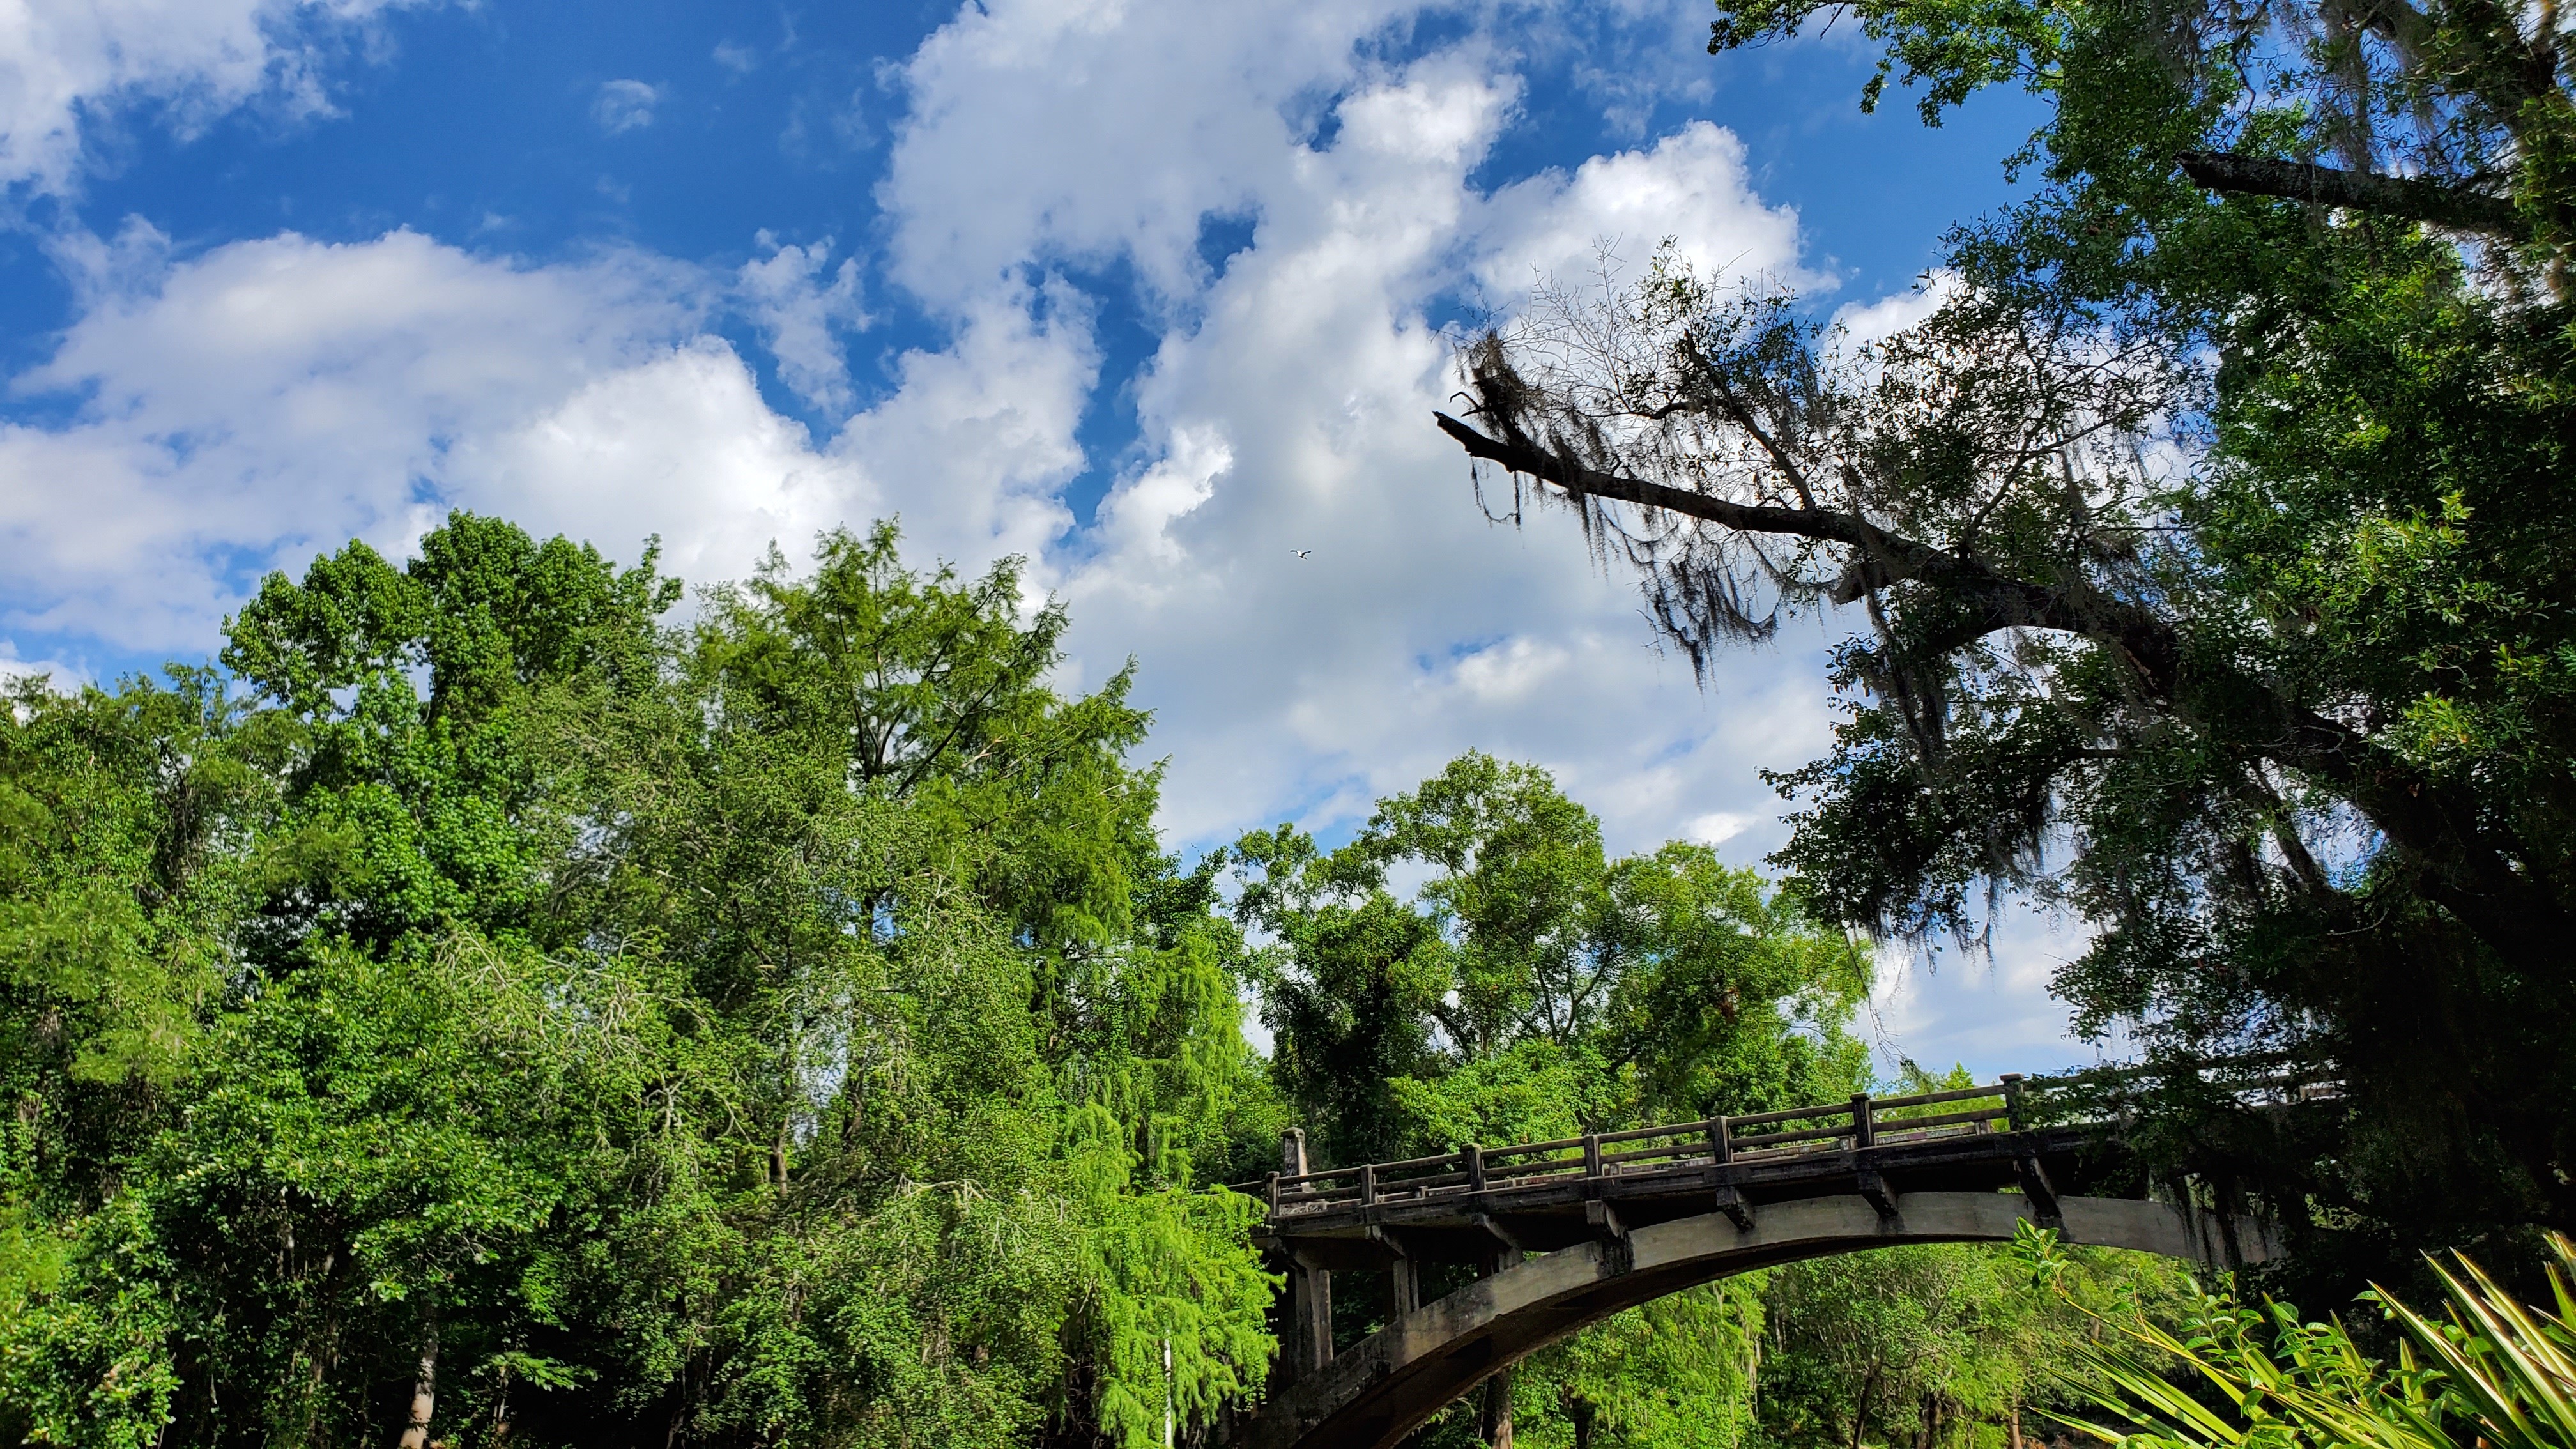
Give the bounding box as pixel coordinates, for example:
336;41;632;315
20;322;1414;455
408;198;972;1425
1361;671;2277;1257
1230;1075;2276;1449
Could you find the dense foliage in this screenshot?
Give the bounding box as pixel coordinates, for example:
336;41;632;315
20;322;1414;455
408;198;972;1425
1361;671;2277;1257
1229;750;1874;1169
1438;0;2576;1284
2040;1227;2576;1449
24;0;2576;1430
0;514;1273;1448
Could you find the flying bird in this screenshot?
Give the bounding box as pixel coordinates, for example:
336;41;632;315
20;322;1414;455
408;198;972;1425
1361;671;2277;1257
1291;549;1312;558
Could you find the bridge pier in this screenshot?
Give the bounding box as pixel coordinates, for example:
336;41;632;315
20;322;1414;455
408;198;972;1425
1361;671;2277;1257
1282;1252;1331;1377
1478;1368;1512;1448
1275;1130;1335;1382
1473;1239;1515;1448
1387;1252;1418;1321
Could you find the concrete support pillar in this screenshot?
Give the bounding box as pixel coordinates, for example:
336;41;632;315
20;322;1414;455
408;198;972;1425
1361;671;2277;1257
1386;1255;1418;1322
1476;1235;1514;1446
1290;1254;1333;1374
1479;1366;1514;1448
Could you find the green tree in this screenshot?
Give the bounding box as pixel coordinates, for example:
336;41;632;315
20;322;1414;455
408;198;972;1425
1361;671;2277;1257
1741;1074;2190;1449
1435;0;2576;1278
0;514;1275;1448
1509;1278;1769;1449
1759;1239;2185;1449
1233;751;1871;1167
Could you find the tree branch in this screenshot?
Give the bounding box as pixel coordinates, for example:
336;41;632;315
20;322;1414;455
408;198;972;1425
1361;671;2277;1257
2175;151;2524;238
1436;408;2574;961
1434;409;2175;674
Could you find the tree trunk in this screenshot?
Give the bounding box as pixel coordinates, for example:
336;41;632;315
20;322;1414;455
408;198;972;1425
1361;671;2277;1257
491;1356;513;1445
2010;1404;2024;1449
395;1301;438;1449
1850;1363;1878;1449
1568;1393;1595;1449
1480;1366;1514;1448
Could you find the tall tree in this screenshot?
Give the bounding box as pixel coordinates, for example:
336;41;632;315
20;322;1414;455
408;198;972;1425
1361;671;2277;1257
1436;0;2576;1279
1232;750;1871;1166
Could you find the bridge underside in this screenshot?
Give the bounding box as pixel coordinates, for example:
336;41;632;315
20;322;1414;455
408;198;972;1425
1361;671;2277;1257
1238;1192;2271;1449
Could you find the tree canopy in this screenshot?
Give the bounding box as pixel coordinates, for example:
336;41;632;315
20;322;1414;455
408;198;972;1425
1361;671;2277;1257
1230;749;1873;1169
0;514;1273;1448
1438;0;2576;1283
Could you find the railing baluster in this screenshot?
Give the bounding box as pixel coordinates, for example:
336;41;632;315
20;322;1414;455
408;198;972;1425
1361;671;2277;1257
1360;1163;1377;1209
1583;1133;1603;1179
1851;1094;1874;1149
2000;1073;2025;1131
1709;1115;1732;1165
1466;1142;1486;1193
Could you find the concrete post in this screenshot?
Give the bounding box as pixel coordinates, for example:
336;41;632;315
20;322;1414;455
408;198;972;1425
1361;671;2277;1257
1292;1254;1333;1374
1479;1367;1514;1448
1280;1129;1330;1374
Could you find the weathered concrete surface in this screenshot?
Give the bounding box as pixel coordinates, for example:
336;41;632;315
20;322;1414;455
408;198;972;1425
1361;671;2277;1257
1239;1192;2272;1449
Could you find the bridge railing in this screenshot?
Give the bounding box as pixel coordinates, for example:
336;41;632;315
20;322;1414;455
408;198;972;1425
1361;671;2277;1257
1242;1079;2023;1215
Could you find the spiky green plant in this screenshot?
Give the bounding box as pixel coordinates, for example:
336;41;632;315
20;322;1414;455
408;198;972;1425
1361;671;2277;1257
2027;1225;2576;1449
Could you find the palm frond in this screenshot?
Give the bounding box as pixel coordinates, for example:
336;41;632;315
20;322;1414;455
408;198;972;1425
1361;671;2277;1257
2033;1231;2576;1449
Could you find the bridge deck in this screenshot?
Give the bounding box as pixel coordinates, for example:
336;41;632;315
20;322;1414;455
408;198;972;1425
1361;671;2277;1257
1245;1078;2106;1268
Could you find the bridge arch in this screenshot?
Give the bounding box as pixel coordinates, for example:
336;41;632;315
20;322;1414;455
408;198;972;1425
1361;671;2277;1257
1239;1191;2267;1449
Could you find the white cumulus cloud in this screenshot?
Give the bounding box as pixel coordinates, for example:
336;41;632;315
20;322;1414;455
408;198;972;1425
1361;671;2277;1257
1832;267;1960;344
0;0;433;194
0;227;1092;654
881;0;1432;308
881;29;1845;855
1475;119;1821;303
737;234;870;415
592;78;661;134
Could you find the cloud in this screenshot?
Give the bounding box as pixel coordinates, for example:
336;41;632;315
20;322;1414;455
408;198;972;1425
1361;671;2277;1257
880;0;1432;307
1832;267;1959;344
1687;812;1751;845
441;339;870;587
1;227;703;648
592;79;662;135
1862;903;2122;1078
0;222;1101;659
1449;636;1572;704
0;640;84;693
1474;120;1819;303
0;0;431;195
877;36;1845;855
737;234;870;414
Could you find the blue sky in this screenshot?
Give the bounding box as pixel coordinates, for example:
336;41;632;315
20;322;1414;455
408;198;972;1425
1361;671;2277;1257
0;0;2105;1077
